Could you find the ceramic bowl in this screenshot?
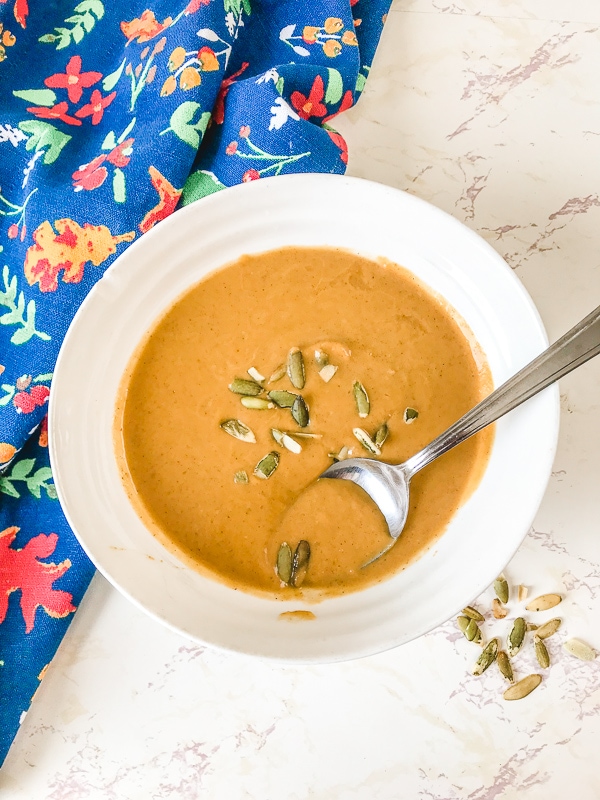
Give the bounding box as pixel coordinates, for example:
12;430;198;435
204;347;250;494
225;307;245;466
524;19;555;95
49;174;559;663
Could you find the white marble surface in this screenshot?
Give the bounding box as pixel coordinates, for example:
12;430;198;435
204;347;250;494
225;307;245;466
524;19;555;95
3;1;600;796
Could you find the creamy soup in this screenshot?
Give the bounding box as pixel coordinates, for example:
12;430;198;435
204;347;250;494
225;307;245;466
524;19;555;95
115;247;493;598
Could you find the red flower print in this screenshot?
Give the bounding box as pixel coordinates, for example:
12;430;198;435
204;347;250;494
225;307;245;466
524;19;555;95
120;9;172;44
239;125;250;138
225;141;238;155
213;61;249;125
44;55;102;104
72;156;108;191
139;166;181;233
13;384;50;414
326;129;348;164
323;89;354;123
291;75;327;120
185;0;211;13
75;89;116;125
106;137;134;167
13;0;28;28
242;169;260;182
0;527;77;634
38;416;48;448
7;224;18;239
26;101;82;126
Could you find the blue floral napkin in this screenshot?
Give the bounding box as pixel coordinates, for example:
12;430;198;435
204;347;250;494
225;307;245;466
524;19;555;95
0;0;390;764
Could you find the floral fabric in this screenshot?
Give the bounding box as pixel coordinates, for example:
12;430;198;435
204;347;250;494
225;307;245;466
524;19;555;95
0;0;390;764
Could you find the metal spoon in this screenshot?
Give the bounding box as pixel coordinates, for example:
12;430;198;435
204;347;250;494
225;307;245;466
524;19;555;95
321;303;600;562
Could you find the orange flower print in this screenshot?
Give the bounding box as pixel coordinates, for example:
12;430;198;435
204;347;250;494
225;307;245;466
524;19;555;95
290;75;327;120
139;167;181;233
0;442;17;466
120;10;172;44
26;101;82;126
75;89;116;125
24;218;135;292
44;55;101;104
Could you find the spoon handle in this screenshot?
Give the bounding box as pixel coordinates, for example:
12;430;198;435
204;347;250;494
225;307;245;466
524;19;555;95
404;302;600;478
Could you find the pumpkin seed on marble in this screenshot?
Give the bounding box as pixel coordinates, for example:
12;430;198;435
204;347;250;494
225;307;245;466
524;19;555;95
527;623;539;631
563;638;596;661
229;377;263;396
404;407;418;423
268;390;297;408
291;395;309;427
518;584;529;602
497;650;514;683
503;674;542;701
353;381;370;418
353;427;381;456
287;347;305;389
247;367;265;383
220;419;256;443
291;540;311;587
241;397;273;410
276;542;293;584
525;593;562;612
492;598;508;619
535;618;561;639
473;638;498;676
269;363;287;383
508;617;526;657
534;635;550;669
234;470;249;484
462;606;485;622
319;364;338;383
494;575;509;604
254;451;280;479
374;422;389;449
457;615;481;643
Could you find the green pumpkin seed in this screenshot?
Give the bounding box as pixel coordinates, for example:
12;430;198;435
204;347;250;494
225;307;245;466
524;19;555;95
497;650;514;683
229;377;263;396
314;349;329;368
535;618;561;639
234;470;249;484
291;540;311;587
563;638;596;661
254;451;280;479
287;347;305;389
220;419;256;443
374;422;389;449
494;575;509;604
291;395;309;427
525;593;562;612
457;615;481;642
247;367;265;383
508;617;526;657
462;605;484;622
404;407;418;423
503;673;542;701
268;390;297;408
319;364;338;383
473;638;498;675
352;428;381;456
276;542;293;584
457;616;470;634
353;381;370;418
269;363;287;383
534;635;550;669
241;397;273;410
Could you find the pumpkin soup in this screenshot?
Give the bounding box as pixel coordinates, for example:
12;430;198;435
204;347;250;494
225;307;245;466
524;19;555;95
115;247;493;598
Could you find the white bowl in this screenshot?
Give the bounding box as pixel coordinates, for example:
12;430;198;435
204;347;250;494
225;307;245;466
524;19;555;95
49;174;559;663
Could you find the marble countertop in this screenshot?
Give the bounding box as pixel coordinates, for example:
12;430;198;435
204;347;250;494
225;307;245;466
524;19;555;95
3;1;600;797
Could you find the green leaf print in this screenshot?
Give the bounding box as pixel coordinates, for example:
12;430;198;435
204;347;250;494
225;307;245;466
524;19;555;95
0;459;57;500
325;68;343;105
13;89;57;107
0;265;51;345
181;170;226;205
103;58;126;92
18;121;71;165
113;168;126;203
224;0;252;16
161;103;211;149
39;0;105;49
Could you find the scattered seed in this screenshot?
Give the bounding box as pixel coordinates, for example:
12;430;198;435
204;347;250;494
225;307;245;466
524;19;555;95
284;431;322;439
503;673;542;701
536;618;561;639
234;470;249;484
457;616;470;634
563;638;596;661
229;377;263;396
374;422;389;449
353;381;370;418
276;542;293;584
492;598;508;619
220;419;256;443
518;584;529;602
508;617;526;657
462;606;485;622
282;434;301;454
534;635;550;669
291;395;309;427
404;407;418;423
473;638;498;675
329;445;351;462
254;451;280;479
268;390;297;408
291;540;310;587
271;428;285;446
527;623;539;631
353;427;381;456
526;593;562;612
494;575;509;604
457;616;481;642
287;347;305;389
319;364;338;383
269;363;287;383
241;397;273;410
314;349;329;368
247;367;265;383
497;650;514;683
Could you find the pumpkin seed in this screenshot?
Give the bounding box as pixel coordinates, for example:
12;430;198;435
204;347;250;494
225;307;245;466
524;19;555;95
291;540;310;587
353;428;381;456
374;422;389;449
276;542;293;584
534;635;550;669
220;419;256;443
494;575;509;604
247;367;265;383
536;618;561;639
526;593;562;612
253;451;280;479
503;674;542;701
314;349;329;368
404;407;418;423
457;616;481;642
269;363;287;383
271;428;285;446
353;381;370;418
234;470;249;484
268;390;297;408
497;650;514;683
229;377;263;396
329;445;351;462
241;397;273;410
457;616;470;634
271;428;301;453
563;638;596;661
527;623;539;631
462;606;485;622
473;638;498;675
319;364;338;383
291;395;309;427
284;431;322;439
287;347;305;389
508;617;526;657
518;584;529;602
492;598;508;619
